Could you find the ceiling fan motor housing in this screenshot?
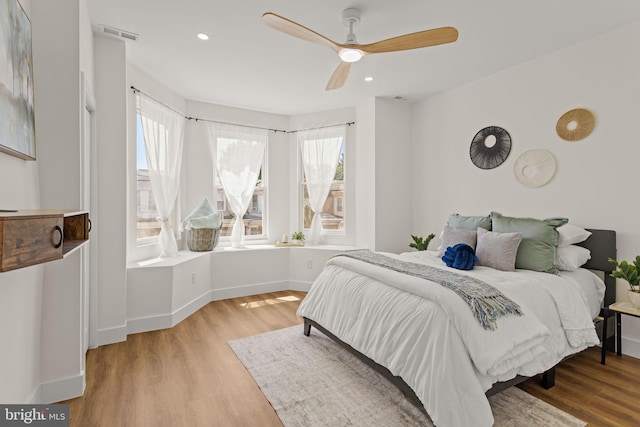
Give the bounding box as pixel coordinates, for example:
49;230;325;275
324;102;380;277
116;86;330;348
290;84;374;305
342;7;361;43
342;8;361;26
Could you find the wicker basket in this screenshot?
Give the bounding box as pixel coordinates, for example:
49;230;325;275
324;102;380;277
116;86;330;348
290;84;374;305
186;228;220;252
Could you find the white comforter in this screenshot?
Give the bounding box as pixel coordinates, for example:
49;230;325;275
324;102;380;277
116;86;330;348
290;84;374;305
296;250;601;427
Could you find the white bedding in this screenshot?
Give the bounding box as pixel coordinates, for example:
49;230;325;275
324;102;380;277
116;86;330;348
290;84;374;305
296;250;603;427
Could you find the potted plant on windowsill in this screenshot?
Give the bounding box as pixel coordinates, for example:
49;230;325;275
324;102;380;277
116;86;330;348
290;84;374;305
608;256;640;308
291;231;305;246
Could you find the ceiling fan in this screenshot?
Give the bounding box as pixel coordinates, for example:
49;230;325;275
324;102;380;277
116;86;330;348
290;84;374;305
263;8;458;90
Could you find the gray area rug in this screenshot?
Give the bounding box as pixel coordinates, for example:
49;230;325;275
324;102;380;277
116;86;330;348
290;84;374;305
229;326;586;427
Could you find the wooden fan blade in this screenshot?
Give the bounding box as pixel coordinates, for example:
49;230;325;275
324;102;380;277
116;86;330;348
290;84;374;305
263;12;340;53
358;26;458;54
326;62;351;91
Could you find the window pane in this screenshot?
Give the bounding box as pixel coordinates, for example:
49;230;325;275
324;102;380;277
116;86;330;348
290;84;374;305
301;142;345;231
217;167;265;239
136;114;161;240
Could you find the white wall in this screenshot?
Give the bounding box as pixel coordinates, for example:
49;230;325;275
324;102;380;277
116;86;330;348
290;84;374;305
355;99;376;249
31;0;87;402
411;21;640;355
0;0;97;403
374;98;413;253
94;35;128;346
0;0;43;406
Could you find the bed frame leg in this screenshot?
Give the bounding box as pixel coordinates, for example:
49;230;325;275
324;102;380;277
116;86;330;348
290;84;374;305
303;319;311;336
542;367;555;389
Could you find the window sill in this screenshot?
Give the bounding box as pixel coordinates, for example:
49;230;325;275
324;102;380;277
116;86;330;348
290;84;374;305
127;244;363;269
127;250;210;269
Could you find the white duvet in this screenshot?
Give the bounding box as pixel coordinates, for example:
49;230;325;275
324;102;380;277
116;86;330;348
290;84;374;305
296;250;601;427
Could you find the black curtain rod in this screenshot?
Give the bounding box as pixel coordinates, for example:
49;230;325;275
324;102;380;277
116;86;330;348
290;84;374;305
131;85;286;133
131;86;186;118
131;85;355;134
186;116;287;134
286;122;355;134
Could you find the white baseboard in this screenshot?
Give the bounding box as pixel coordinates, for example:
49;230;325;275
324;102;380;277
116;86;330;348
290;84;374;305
127;314;173;335
39;373;85;404
211;281;290;301
170;291;212;327
25;385;41;404
126;281;311;336
288;280;313;292
127;291;211;335
97;324;128;346
621;336;640;359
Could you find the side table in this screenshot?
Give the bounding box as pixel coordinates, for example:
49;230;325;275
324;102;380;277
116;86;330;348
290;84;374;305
602;301;640;364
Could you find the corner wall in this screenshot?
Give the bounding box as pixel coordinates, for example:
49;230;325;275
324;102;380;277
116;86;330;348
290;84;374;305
94;35;128;345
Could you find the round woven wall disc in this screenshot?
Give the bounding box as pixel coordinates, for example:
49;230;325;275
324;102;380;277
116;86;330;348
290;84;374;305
513;149;556;188
469;126;511;169
556;108;595;141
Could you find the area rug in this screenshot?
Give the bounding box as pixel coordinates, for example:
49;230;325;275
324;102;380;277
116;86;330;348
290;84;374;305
229;326;586;427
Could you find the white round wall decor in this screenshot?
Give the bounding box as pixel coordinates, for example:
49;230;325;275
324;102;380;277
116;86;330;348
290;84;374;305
513;149;557;188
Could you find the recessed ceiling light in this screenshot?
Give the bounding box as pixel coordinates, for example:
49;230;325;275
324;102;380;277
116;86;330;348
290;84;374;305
197;33;210;40
364;76;374;82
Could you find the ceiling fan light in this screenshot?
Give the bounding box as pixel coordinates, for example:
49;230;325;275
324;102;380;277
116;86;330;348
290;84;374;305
339;49;362;62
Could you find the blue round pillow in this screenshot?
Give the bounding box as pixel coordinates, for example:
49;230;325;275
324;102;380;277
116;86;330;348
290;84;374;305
442;243;477;270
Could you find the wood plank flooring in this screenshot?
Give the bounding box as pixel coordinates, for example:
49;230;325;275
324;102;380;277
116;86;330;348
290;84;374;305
63;291;640;426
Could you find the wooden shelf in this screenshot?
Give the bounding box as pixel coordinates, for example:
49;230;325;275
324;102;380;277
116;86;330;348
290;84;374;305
0;210;90;272
609;301;640;317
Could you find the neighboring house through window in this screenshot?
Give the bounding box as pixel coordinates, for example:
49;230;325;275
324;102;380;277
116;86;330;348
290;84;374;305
136;114;162;240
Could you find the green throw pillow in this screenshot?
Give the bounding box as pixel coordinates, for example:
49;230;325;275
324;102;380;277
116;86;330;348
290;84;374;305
448;213;492;231
491;212;568;274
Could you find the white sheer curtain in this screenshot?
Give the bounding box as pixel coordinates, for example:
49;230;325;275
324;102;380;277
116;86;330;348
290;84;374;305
297;125;345;245
207;123;267;248
137;94;184;257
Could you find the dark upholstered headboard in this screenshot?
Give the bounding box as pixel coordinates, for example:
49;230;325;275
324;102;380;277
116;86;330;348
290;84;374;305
576;229;617;307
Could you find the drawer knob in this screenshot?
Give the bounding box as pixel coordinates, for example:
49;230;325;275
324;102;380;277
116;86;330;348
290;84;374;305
53;225;63;249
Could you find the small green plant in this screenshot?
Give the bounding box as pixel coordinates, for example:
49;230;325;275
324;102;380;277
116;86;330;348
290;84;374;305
608;256;640;290
291;231;305;241
409;233;435;251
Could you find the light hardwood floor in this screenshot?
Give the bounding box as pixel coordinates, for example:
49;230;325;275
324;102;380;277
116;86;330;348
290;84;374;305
63;291;640;426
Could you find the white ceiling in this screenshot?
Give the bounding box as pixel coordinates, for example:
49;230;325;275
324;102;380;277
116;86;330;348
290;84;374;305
85;0;640;116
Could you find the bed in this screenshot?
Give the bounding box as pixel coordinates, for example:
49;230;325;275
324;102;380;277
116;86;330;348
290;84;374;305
297;222;616;427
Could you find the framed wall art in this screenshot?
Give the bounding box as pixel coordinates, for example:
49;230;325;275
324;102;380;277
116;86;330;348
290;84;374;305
0;0;36;160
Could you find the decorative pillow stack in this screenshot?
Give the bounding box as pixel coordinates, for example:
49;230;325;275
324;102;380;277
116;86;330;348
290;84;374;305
437;212;591;274
555;224;592;271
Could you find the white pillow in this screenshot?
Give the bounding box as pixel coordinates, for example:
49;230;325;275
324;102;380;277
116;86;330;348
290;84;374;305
557;224;591;247
555;245;591;271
